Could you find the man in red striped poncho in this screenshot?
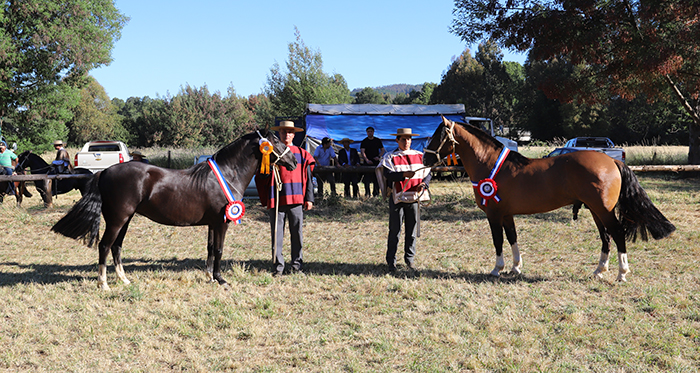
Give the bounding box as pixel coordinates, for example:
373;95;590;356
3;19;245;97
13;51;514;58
378;128;431;273
256;121;315;276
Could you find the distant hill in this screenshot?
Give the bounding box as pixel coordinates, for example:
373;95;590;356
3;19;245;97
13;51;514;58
351;84;424;97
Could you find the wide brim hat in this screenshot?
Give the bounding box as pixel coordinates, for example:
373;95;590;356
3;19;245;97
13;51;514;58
390;128;420;137
339;138;354;144
130;150;147;157
53;140;64;146
271;120;304;132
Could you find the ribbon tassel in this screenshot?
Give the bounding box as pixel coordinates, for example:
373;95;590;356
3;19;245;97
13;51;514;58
259;141;273;174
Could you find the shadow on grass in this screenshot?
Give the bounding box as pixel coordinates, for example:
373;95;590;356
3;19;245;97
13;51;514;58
238;259;549;285
0;257;547;287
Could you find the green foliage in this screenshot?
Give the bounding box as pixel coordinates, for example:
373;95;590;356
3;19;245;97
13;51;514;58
68;77;126;144
0;0;127;150
450;0;700;162
353;87;389;104
265;27;352;117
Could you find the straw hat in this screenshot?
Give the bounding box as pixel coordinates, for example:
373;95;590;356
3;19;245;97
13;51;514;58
53;140;64;146
271;120;303;132
130;150;147;158
390;128;420;137
339;138;354;144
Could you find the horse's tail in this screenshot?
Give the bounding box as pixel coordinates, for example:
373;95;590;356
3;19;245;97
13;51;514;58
51;172;102;247
615;161;676;241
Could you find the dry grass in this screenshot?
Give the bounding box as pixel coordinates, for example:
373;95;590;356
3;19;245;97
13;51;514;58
1;175;699;372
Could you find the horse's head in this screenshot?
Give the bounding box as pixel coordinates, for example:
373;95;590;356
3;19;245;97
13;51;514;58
423;116;458;167
14;151;32;173
257;129;297;171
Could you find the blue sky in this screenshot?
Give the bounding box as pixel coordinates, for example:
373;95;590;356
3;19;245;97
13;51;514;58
91;0;526;100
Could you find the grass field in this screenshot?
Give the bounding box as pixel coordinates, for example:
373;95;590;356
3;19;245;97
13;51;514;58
1;172;699;371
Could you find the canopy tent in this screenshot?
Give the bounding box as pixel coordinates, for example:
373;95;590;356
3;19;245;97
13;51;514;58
304;104;470;154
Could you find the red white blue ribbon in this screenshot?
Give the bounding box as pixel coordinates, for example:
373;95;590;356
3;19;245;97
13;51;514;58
472;148;510;206
208;158;245;224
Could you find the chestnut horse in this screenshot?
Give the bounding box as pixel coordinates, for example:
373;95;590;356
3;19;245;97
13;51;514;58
423;117;675;281
52;129;297;290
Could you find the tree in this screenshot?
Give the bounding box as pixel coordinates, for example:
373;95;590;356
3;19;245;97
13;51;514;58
265;27;352;117
431;42;521;135
69;77;125;144
451;0;700;163
354;87;388;104
0;0;127;145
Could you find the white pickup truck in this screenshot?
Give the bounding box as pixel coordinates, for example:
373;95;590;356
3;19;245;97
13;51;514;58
74;140;130;173
562;137;626;163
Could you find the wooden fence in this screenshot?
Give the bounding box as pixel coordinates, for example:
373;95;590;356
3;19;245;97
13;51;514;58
2;165;698;207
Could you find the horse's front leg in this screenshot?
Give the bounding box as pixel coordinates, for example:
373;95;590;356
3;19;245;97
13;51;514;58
209;222;230;288
206;227;216;282
503;215;522;274
487;214;505;277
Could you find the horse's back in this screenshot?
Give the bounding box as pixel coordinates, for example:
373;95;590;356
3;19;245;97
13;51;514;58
99;161;220;226
504;151;621;214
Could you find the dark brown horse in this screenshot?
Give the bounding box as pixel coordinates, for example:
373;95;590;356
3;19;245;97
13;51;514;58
423;117;675;281
52;129;297;290
15;151;93;207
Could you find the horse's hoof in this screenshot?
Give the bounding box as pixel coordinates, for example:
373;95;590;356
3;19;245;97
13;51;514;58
616;273;628;282
489;269;501;277
98;282;111;291
511;266;522;275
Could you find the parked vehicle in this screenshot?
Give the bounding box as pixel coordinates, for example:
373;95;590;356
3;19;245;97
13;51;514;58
74;140;130;173
561;137;625;162
544;147;590;158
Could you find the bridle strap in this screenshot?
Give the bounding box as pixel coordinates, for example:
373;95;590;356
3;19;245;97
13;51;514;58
423;120;457;166
257;130;290;165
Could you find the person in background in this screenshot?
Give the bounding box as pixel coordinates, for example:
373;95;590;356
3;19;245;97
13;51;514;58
360;126;385;197
312;137;336;199
337;138;360;198
0;141;18;195
130;150;150;163
256;121;315;276
379;128;431;273
52;140;73;173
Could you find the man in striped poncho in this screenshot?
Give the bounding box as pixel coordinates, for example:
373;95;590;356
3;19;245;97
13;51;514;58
256;121;315;276
379;128;431;273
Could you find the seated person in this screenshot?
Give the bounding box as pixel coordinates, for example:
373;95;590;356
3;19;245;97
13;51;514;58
337;138;360;198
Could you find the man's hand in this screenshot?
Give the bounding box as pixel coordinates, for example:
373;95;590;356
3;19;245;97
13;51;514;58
304;201;313;211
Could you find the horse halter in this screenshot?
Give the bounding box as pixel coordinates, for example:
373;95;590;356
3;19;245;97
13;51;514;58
256;130;290;166
423;119;457;166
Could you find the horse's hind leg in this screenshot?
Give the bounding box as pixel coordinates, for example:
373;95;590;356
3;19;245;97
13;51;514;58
590;214;611;279
97;219;129;290
591;212;629;281
111;216;133;286
503;215;522;274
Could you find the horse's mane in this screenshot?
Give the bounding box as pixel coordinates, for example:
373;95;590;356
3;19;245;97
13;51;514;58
454;120;530;167
184;130;264;188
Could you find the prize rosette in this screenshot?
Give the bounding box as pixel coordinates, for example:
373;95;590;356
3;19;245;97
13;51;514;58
259;140;273;174
477;178;497;201
225;200;245;223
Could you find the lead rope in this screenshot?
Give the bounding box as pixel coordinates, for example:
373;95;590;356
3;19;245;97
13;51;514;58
272;164;283;265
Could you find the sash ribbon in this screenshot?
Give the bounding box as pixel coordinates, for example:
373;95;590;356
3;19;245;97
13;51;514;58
208;158;245;224
472;148;510;206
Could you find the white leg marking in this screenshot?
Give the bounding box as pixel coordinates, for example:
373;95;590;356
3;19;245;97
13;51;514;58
98;264;110;290
510;243;522;274
115;264;131;285
593;252;609;279
491;255;505;277
616;253;630;282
